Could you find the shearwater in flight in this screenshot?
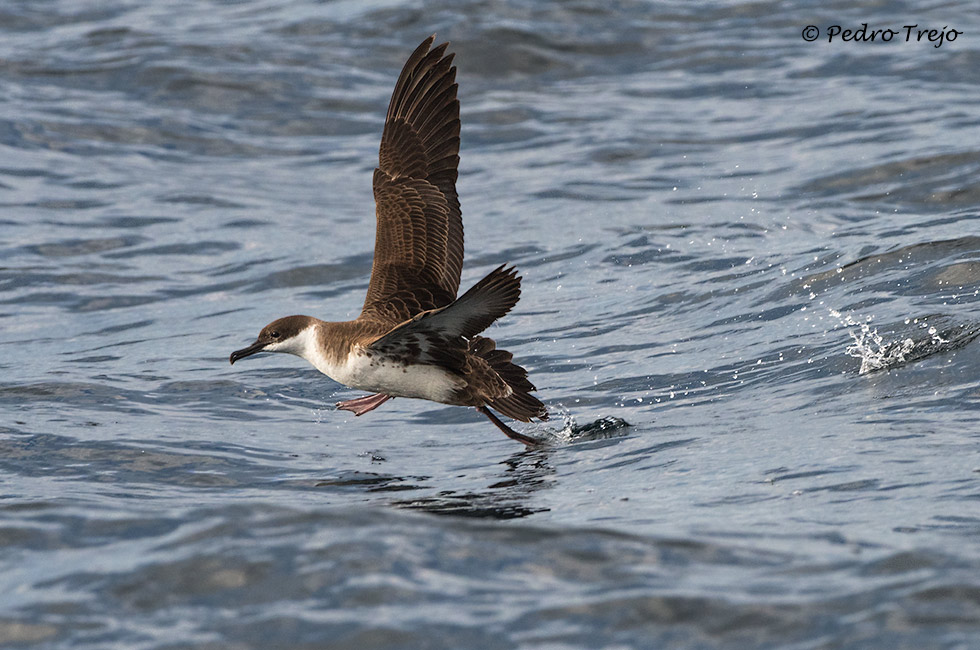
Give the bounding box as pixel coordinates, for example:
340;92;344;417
230;36;548;445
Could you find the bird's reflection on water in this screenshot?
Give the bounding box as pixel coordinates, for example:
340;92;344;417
393;451;555;519
393;416;631;519
311;416;631;519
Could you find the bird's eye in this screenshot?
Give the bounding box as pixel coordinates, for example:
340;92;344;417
270;331;280;339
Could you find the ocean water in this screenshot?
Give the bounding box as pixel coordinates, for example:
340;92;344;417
2;0;980;648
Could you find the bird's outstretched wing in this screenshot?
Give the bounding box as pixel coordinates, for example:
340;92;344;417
360;36;463;326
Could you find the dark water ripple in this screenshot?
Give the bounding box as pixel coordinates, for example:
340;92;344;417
3;0;980;647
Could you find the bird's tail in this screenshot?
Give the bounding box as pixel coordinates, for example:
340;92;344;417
469;336;548;423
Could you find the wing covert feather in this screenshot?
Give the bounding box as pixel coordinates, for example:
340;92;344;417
361;36;463;325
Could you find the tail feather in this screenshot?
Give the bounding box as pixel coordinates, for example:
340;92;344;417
491;391;548;423
470;335;548;422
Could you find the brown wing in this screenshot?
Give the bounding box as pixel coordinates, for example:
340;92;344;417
360;36;463;326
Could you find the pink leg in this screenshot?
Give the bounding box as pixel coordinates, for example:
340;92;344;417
336;393;392;416
476;406;539;447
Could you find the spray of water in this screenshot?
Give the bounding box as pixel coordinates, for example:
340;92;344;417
831;310;954;374
532;404;631;444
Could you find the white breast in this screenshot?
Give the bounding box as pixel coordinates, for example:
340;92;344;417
301;335;462;403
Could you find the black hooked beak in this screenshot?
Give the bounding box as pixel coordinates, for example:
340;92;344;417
229;340;267;365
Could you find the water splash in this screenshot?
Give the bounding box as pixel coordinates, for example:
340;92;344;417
532;405;631;444
831;310;980;374
831;310;914;374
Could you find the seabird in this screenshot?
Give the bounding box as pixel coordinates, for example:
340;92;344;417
230;36;548;445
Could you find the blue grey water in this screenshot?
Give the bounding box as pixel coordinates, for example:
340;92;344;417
2;0;980;648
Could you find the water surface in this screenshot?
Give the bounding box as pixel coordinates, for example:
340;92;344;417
2;0;980;648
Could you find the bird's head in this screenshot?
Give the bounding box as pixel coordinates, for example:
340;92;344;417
229;315;317;364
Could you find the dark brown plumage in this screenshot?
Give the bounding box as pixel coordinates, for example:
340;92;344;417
362;37;463;325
